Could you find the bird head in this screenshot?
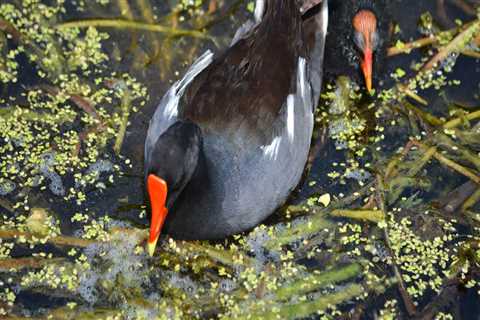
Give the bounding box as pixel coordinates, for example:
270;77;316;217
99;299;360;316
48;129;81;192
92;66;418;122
352;9;379;92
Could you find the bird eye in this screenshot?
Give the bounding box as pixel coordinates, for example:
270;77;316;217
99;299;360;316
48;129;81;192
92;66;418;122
353;31;365;50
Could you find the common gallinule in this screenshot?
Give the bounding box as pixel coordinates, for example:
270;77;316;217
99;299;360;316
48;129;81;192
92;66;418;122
144;0;328;255
323;0;390;92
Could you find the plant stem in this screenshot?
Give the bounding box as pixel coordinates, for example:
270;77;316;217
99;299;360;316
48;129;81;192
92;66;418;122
443;109;480;129
330;209;385;223
422;19;480;72
0;229;95;247
0;257;65;271
375;175;417;317
274;263;361;300
56;19;212;40
114;84;132;155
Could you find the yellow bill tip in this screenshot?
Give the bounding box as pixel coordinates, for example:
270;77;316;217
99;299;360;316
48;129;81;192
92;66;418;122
147;238;158;257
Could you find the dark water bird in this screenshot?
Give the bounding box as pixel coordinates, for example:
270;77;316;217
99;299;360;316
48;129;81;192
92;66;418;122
144;0;328;256
323;0;391;92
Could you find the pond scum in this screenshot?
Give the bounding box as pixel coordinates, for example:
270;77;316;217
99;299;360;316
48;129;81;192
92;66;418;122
0;0;479;319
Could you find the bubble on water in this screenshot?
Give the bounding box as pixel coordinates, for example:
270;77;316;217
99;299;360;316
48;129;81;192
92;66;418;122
286;217;311;251
30;175;43;187
87;159;113;173
219;279;237;292
86;159;113;181
19;308;32;318
6;162;19;173
246;227;272;272
438;53;459;74
374;242;390;262
102;237;147;285
0;179;16;195
95;182;106;189
345;169;371;182
168;272;198;296
77;271;99;304
122;301;159;320
77;228;150;305
12;136;25;147
75;159;114;188
418;27;434;37
36;152;66;196
329;121;347;137
47;172;65;196
39;152;56;167
466;42;480;51
73;228;84;238
39;168;65;196
106;219;131;229
246;228;270;255
332;283;351;293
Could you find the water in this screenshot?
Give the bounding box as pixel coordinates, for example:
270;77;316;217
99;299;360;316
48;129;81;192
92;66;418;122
0;0;479;319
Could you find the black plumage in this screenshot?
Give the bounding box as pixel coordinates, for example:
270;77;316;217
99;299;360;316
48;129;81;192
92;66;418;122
181;0;304;141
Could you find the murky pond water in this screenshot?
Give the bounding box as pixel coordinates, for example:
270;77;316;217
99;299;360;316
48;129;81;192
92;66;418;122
0;0;479;319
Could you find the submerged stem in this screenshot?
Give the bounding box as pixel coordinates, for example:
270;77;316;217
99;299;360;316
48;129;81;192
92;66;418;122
274;264;362;301
330;209;385;223
56;19;212;40
113;85;132;155
0;229;96;247
422;19;480;72
443;109;480;129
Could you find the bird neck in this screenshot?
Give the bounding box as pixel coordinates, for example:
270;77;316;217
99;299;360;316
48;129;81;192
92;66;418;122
167;147;208;210
259;0;305;55
262;0;302;27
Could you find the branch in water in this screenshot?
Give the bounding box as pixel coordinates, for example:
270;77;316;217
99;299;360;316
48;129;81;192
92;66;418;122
55;19;213;40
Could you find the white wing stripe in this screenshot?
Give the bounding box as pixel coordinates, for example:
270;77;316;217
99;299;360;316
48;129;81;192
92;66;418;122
163;50;214;120
254;0;266;23
287;94;295;141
